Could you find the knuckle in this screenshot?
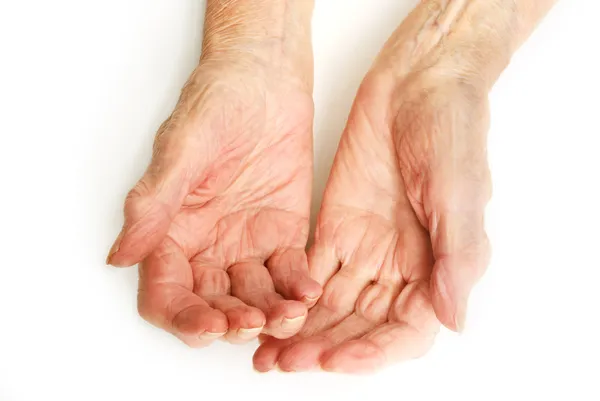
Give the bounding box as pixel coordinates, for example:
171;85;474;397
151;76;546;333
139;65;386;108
193;268;230;296
124;180;154;216
127;179;152;201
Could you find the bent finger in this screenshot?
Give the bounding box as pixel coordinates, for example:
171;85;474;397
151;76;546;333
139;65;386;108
137;238;227;347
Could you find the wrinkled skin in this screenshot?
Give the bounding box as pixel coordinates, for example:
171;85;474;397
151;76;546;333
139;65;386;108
107;62;321;346
254;69;492;373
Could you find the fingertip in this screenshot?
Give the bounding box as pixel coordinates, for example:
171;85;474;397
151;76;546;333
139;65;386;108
431;282;456;332
106;230;140;267
105;231;149;267
301;295;320;308
431;261;470;333
105;230;124;265
252;356;274;373
198;330;227;341
430;231;490;332
225;305;266;332
268;248;323;303
106;253;137;268
297;278;322;307
265;301;308;339
235;326;263;341
223;305;266;344
253;365;270;374
253;338;294;372
279;300;308;320
203;309;229;334
278;315;307;339
173;305;228;336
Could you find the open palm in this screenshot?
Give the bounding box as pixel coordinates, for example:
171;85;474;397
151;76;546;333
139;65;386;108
254;71;491;373
108;65;321;346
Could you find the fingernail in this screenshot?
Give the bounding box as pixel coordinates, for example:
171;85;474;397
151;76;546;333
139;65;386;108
198;331;225;341
237;327;263;340
106;230;124;265
281;315;306;332
455;299;468;333
302;296;319;305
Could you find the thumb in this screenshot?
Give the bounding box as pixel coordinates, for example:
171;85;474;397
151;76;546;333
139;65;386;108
107;116;210;267
106;163;191;267
427;176;492;332
106;113;203;267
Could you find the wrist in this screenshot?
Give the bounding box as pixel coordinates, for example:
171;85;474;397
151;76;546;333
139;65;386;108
200;0;314;90
374;0;554;92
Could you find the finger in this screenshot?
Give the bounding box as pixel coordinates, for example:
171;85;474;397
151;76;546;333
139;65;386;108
278;314;374;372
206;295;266;344
313;227;394;315
263;259;384;370
229;261;307;339
318;263;377;317
190;259;231;297
107;172;190;267
429;208;491;332
190;260;266;344
321;279;439;373
107;119;208;267
253;337;297;373
320;322;434;374
389;280;439;334
307;241;341;286
424;141;492;331
277;282;401;371
252;303;344;372
137;238;227;347
267;248;322;306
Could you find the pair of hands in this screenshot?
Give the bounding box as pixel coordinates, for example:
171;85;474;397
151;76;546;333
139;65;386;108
107;18;492;374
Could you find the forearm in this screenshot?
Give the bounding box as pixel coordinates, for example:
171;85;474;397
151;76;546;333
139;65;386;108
200;0;315;89
377;0;557;90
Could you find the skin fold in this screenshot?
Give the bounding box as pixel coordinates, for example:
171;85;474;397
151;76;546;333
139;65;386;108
108;0;556;369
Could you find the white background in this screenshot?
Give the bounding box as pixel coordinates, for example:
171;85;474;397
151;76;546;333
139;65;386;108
0;1;599;400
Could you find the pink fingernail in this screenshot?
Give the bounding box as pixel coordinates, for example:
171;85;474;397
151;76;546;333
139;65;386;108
198;331;225;341
281;315;306;332
238;327;263;340
106;230;124;265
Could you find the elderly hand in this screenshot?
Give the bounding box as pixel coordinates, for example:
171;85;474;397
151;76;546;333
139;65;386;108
254;0;555;372
253;67;492;373
252;0;512;372
107;0;321;347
